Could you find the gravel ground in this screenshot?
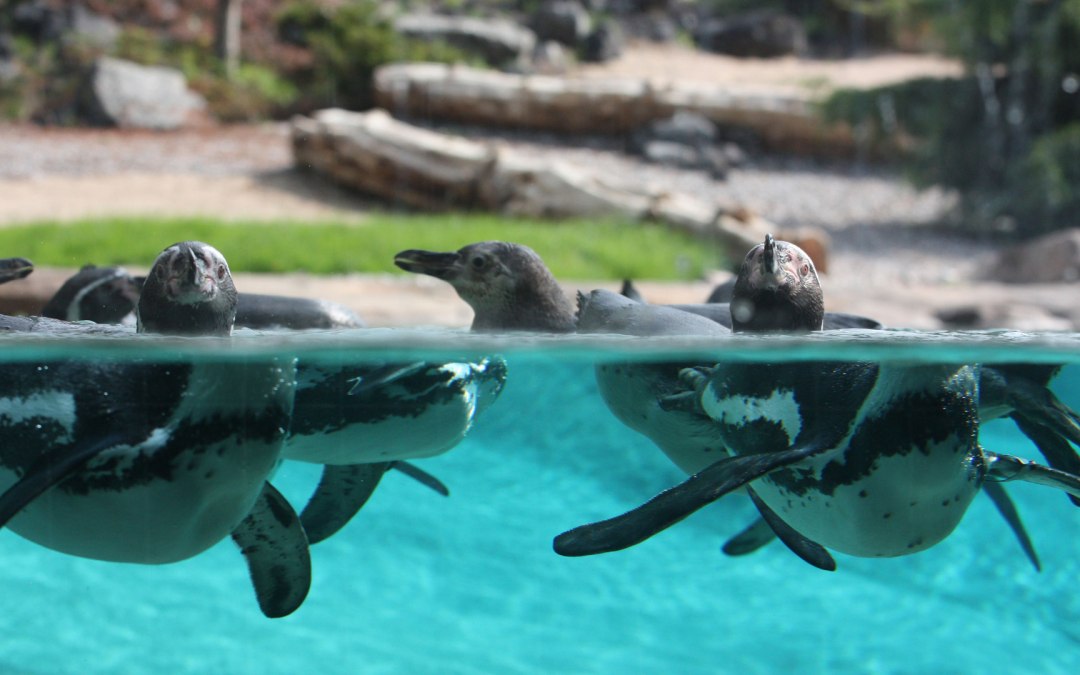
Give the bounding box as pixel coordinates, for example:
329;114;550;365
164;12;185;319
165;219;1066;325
0;118;992;287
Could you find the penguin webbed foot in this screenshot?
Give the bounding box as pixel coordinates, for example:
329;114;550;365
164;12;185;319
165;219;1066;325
658;390;701;414
981;481;1041;572
746;487;836;571
392;460;450;497
721;516;776;556
984;451;1080;502
232;482;311;619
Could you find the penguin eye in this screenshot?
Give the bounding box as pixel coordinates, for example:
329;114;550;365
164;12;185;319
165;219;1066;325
216;264;227;281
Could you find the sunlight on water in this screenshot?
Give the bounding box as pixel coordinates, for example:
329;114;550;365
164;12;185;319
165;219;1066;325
1;330;1078;674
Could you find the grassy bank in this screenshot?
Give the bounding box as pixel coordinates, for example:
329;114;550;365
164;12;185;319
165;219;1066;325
0;215;724;280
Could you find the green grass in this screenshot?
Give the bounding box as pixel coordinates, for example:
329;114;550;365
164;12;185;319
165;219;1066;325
0;215;725;280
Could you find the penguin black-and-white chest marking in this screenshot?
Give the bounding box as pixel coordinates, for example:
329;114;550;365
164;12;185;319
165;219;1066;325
700;361;982;557
0;357;296;563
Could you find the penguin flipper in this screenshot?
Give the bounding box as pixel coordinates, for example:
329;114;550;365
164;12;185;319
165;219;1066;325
746;486;836;571
299;462;392;544
231;482;311;619
553;445;827;557
981;480;1041;572
392;461;450;496
1009;413;1080;507
0;432;135;529
721;516;776;556
984;451;1080;500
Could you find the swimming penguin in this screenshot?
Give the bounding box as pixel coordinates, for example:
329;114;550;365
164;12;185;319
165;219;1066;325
392;241;1038;565
28;258;491;545
0;241;309;618
554;236;1080;566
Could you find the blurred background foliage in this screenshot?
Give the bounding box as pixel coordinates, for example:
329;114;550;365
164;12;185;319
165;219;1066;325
821;0;1080;236
1;0;1077;238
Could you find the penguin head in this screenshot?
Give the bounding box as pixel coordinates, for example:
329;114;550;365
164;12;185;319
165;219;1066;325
394;241;575;332
0;257;34;285
730;234;824;333
137;241;237;336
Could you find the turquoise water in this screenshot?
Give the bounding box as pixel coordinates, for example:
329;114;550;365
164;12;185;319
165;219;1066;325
1;331;1079;674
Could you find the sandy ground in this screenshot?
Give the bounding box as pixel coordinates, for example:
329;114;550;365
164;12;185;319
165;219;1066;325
571;44;963;96
0;47;1073;330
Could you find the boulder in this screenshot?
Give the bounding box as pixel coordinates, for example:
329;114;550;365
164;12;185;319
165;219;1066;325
530;1;592;47
630;112;734;177
81;57;205;130
695;11;808;58
530;40;572;75
581;22;624;63
64;3;120;50
10;0;65;43
394;14;536;67
992;228;1080;283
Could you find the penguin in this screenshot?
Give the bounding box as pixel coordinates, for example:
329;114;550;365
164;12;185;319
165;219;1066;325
0;241;309;618
397;239;1061;568
40;264;363;329
31;260;488;544
41;265;142;324
394;242;578;333
553;236;1080;567
0;257;34;286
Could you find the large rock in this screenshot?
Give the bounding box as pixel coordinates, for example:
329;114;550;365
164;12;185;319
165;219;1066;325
992;228;1080;283
581;22;624;63
394;14;536;67
695;11;808;58
82;57;205;130
530;1;593;47
64;3;120;50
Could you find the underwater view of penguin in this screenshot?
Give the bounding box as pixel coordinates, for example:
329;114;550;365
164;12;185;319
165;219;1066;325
1;234;1079;625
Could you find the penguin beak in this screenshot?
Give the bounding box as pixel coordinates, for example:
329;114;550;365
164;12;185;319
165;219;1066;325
756;234;787;290
0;257;34;285
166;247;218;304
394;249;461;280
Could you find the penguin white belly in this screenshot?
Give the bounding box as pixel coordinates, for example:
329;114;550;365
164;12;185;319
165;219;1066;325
0;359;295;564
753;434;981;557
